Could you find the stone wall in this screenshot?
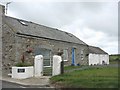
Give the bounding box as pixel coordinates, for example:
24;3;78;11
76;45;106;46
2;22;16;74
15;34;89;66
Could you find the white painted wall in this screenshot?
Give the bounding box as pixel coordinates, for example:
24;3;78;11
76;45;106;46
52;55;62;76
89;53;109;65
12;66;34;79
34;55;43;77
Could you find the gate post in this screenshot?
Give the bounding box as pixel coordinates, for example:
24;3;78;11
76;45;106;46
61;60;64;74
34;55;43;77
52;55;62;76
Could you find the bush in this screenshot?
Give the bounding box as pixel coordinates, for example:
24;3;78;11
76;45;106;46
115;58;120;61
15;62;32;67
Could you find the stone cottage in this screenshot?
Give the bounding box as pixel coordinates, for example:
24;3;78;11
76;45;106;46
88;46;109;65
0;5;89;75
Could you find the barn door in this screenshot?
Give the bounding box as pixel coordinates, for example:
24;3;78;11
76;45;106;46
35;48;52;76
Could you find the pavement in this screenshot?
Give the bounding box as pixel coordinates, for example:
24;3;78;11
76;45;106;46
0;74;53;88
2;80;26;88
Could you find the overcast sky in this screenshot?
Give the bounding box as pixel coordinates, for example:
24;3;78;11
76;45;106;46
0;0;119;54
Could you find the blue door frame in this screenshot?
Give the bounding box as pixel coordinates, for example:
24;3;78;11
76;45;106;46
72;48;75;66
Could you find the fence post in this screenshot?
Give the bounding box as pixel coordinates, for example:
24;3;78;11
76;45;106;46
34;55;43;77
52;55;62;76
61;60;64;74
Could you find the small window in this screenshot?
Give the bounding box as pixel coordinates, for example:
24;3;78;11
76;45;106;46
19;20;28;26
81;50;84;60
63;49;68;61
81;50;83;54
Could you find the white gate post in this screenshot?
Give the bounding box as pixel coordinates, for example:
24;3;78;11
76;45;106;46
34;55;43;77
52;55;62;76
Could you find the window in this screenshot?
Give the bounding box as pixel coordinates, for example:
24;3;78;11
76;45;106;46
63;49;68;61
81;49;84;60
18;20;28;26
81;50;83;54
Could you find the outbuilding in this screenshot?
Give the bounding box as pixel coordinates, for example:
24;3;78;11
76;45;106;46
88;46;109;65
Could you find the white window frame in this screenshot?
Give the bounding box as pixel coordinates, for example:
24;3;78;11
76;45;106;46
81;49;84;60
63;49;68;61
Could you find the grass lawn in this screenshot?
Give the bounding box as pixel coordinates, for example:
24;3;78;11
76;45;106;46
50;66;119;88
64;65;83;71
109;55;120;64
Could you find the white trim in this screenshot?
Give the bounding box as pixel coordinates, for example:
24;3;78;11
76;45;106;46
64;60;68;61
43;66;51;68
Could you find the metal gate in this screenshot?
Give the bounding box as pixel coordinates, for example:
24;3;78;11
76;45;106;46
35;48;52;76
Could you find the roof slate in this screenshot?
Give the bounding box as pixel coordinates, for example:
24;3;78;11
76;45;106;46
3;16;87;45
89;46;108;54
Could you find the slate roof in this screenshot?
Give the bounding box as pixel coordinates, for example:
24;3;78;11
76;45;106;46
3;16;87;45
89;46;108;54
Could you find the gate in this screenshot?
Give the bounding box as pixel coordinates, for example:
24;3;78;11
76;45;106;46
35;48;52;76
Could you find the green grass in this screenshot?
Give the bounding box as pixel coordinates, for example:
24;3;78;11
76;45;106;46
50;55;119;88
50;66;118;88
110;55;120;61
64;65;83;71
109;55;120;64
109;55;120;61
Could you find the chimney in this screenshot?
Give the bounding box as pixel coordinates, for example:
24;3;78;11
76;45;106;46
0;4;5;74
0;4;5;32
0;4;5;35
0;4;5;15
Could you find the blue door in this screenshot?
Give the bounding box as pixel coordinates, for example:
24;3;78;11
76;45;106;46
72;48;75;66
